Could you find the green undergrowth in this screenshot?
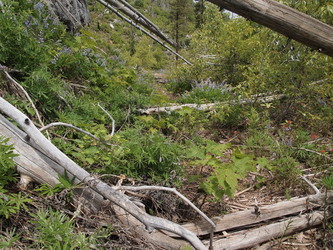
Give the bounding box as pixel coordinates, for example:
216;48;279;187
0;0;332;248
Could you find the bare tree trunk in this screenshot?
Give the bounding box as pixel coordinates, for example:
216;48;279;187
207;0;333;57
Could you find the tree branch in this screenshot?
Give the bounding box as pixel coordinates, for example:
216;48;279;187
97;103;115;137
138;94;285;114
3;71;50;140
115;185;216;249
40;122;114;146
102;0;176;48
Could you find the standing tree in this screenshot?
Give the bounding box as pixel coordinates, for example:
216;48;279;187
169;0;195;57
194;0;205;28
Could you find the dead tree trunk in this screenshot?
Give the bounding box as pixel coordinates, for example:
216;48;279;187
207;0;333;57
46;0;90;32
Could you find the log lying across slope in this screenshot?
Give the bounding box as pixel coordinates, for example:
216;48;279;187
138;94;285;114
207;0;333;57
0;97;206;250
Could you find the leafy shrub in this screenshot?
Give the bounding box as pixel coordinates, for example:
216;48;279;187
0;0;65;72
30;208;109;249
0;137;17;188
186;140;265;199
211;104;248;129
322;174;333;190
106;127;184;182
180;79;231;104
0;229;20;248
0;193;32;219
272;156;301;187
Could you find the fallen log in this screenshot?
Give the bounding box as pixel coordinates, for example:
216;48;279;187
168;192;332;237
207;0;333;58
208;210;328;249
97;0;192;65
138;94;285;114
0;113;193;248
0;97;207;250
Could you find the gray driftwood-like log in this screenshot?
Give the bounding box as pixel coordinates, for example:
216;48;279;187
0;97;206;250
0;114;194;248
207;0;333;57
138;94;285;114
209;210;327;249
169;192;332;237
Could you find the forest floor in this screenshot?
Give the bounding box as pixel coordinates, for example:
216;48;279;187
140;74;333;249
3;74;331;250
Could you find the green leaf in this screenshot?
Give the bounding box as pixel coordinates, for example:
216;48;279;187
206;140;231;156
223;168;239;192
256;157;273;170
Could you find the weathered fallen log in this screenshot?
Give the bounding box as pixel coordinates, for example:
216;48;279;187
0;113;106;212
0;97;207;250
0;114;196;248
97;0;192;65
207;0;333;57
208;210;328;249
138;94;285;114
171;192;332;237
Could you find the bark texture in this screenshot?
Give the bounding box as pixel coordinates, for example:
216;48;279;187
207;0;333;57
46;0;90;32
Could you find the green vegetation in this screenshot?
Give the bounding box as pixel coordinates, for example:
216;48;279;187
0;0;332;248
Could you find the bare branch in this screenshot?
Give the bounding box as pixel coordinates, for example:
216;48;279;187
97;103;115;137
138;94;285;114
300;176;320;195
102;0;176;47
40;122;114;146
115;185;216;249
3;71;50;140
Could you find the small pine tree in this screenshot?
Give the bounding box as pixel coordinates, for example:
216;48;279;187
169;0;195;53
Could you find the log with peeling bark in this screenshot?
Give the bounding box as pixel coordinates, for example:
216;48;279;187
207;0;333;57
138;94;285;114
